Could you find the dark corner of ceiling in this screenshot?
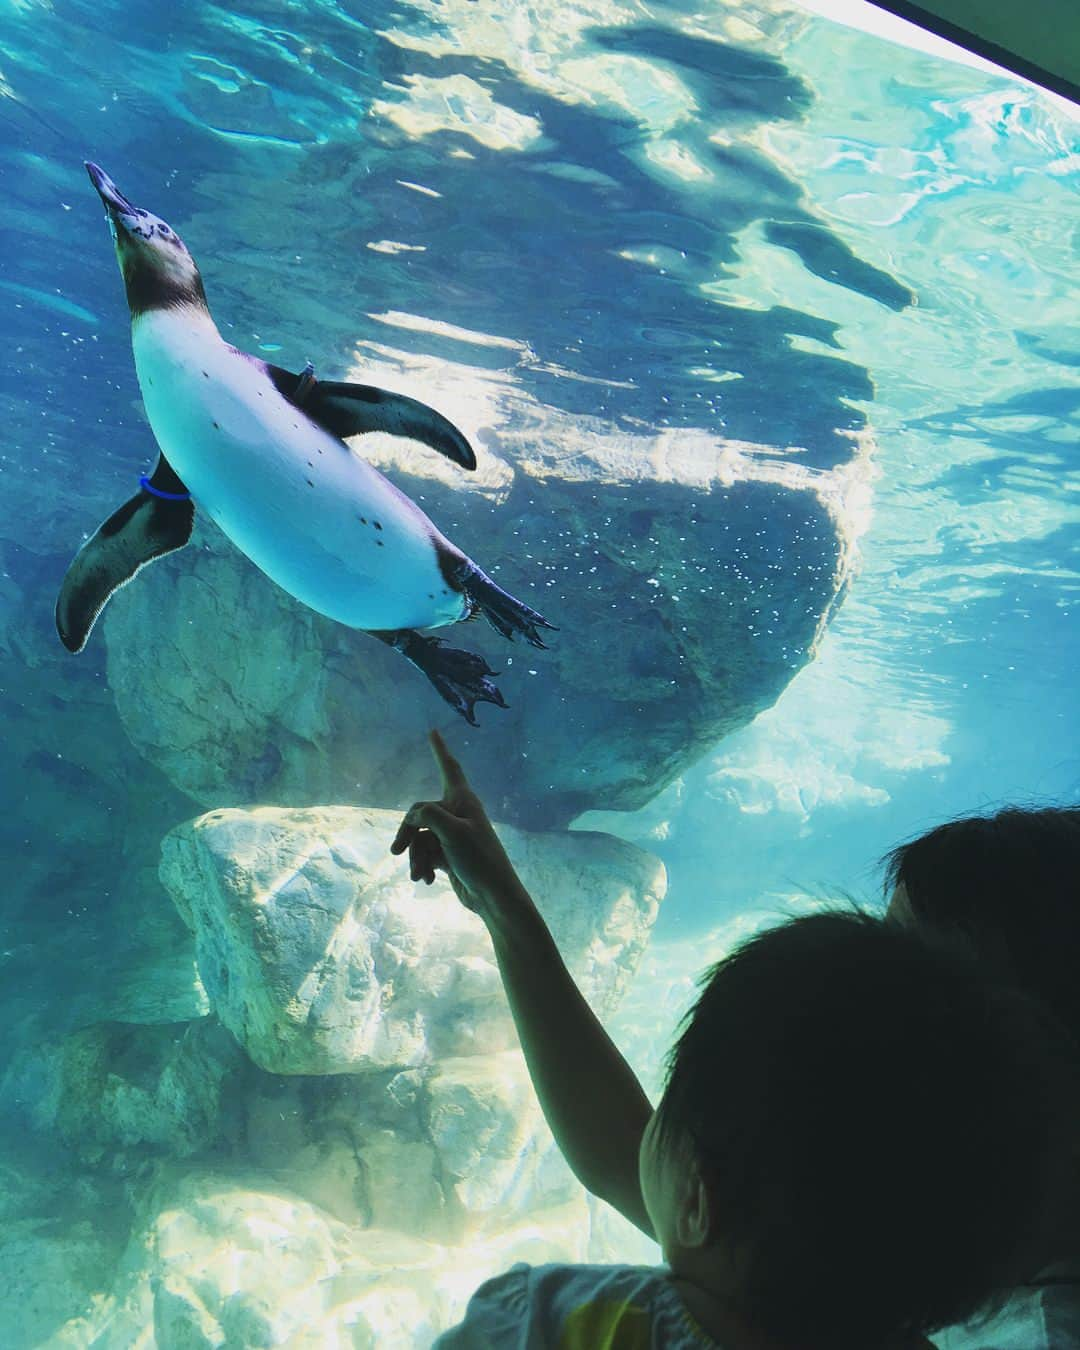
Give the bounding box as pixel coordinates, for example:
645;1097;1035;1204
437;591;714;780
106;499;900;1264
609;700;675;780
866;0;1080;106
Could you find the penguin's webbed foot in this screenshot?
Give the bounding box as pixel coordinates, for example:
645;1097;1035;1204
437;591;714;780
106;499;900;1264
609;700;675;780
422;640;508;726
368;629;508;726
453;560;557;649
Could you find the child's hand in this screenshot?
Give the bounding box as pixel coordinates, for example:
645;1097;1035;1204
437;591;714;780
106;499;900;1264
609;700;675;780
391;730;528;917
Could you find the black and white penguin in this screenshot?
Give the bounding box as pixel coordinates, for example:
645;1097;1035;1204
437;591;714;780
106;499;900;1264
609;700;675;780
56;162;554;723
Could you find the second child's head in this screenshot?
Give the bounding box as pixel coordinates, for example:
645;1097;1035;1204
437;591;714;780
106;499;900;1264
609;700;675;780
639;909;1079;1350
884;805;1080;1049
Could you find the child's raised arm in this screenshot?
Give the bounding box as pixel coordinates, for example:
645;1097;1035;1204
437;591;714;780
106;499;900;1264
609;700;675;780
392;731;656;1239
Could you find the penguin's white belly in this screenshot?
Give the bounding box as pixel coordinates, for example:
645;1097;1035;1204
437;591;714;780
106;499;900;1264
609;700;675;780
131;313;467;631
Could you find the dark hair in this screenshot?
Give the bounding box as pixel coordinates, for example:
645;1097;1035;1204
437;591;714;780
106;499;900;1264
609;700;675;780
883;805;1080;1046
655;908;1079;1350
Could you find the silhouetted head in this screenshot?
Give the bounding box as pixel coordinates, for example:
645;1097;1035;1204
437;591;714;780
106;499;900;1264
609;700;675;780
647;908;1080;1350
85;161;208;318
883;807;1080;1276
884;805;1080;1048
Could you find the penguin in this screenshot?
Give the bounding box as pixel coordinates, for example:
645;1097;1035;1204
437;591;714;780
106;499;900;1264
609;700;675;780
57;162;555;724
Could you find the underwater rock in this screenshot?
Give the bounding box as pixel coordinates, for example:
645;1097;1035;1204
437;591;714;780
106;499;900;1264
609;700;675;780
424;1052;585;1233
0;1216;114;1349
57;1168;596;1347
160;805;664;1075
240;1049;584;1243
0;543;204;1047
103;416;869;828
0;1038;635;1346
0;1018;243;1168
0;1137;130;1350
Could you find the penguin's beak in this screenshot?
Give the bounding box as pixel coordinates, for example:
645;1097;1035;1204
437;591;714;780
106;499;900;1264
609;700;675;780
85;162;146;226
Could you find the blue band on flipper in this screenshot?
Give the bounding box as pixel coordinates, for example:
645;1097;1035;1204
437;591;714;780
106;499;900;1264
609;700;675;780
140;474;190;501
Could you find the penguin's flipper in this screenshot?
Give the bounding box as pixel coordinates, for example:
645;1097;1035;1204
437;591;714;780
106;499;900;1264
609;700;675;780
265;363;476;470
56;456;195;653
368;628;507;726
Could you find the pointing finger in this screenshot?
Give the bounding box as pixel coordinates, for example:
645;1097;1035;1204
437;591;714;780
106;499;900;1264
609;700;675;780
429;729;468;794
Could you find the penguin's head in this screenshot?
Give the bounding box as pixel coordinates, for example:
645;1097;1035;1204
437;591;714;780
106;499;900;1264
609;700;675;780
85;162;208;317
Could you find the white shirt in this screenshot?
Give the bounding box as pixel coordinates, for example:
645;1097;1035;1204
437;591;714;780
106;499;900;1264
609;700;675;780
934;1268;1080;1350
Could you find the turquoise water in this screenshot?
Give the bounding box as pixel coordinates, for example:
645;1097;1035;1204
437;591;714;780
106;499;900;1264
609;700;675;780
1;0;1078;1344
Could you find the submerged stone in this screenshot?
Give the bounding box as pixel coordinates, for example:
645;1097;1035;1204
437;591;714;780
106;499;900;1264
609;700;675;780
0;1018;243;1166
160;805;665;1075
50;1169;596;1347
103;416;869;828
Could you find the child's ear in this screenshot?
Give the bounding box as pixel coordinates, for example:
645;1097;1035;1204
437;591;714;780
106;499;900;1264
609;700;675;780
674;1164;712;1249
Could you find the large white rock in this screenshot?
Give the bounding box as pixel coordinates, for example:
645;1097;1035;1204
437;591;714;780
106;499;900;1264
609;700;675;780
240;1049;586;1244
2;1041;633;1346
52;1167;598;1348
161;806;664;1075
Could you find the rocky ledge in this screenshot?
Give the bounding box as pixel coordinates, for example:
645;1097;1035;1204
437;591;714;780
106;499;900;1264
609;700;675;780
104;413;870;828
0;808;663;1346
